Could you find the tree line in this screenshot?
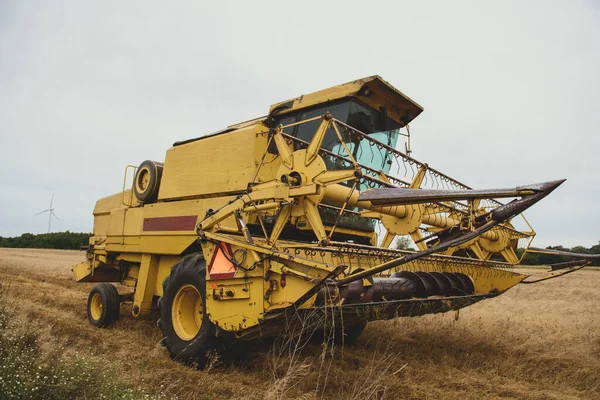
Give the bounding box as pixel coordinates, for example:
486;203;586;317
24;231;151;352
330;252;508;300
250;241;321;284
518;242;600;266
0;232;91;250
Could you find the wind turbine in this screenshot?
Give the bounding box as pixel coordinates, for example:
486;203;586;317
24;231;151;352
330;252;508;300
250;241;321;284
35;194;60;233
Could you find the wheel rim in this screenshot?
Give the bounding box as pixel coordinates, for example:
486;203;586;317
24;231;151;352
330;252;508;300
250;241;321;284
172;284;203;341
136;167;151;193
90;293;103;320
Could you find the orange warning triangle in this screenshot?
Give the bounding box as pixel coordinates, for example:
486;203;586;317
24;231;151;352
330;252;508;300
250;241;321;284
209;244;237;279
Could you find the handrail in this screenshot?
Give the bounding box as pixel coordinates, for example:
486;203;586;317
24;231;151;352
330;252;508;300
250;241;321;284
121;165;138;207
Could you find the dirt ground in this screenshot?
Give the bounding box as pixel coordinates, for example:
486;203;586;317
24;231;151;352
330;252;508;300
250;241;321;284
1;248;599;399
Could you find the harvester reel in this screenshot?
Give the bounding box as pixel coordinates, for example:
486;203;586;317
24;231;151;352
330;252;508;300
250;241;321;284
479;229;511;253
359;182;548;262
378;205;424;248
276;149;328;213
276;143;525;260
272;125;362;245
371;165;429;249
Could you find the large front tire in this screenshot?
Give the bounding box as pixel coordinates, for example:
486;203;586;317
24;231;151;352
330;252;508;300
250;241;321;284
157;254;217;368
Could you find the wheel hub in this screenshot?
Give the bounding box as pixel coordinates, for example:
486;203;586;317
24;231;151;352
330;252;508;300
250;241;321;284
90;292;103;320
136;167;150;192
172;284;203;341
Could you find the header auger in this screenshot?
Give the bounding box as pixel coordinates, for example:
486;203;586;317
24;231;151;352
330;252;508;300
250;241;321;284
73;76;587;367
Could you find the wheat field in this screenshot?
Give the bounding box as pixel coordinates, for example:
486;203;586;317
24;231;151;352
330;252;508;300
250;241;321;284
0;248;599;399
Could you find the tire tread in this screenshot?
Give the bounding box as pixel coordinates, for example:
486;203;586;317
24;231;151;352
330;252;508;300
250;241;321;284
87;283;120;328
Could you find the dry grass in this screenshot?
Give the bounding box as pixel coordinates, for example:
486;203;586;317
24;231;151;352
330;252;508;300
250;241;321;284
0;248;599;399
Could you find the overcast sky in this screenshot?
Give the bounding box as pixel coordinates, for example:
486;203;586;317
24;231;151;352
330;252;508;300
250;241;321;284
1;1;598;247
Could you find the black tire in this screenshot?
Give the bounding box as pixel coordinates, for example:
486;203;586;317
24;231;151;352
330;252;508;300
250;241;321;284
157;254;217;368
336;321;367;346
87;283;120;328
313;320;367;346
133;160;163;203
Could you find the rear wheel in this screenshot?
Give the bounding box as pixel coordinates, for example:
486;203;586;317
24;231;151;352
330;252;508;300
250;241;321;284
87;283;120;327
158;254;217;368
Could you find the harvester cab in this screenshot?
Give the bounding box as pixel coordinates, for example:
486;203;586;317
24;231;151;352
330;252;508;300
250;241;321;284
72;76;590;368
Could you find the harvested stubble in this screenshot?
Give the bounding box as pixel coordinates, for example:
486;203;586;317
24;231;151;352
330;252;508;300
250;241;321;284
0;248;598;399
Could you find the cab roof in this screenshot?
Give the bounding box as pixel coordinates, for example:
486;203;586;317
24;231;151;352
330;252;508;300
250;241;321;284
174;76;423;146
269;75;423;128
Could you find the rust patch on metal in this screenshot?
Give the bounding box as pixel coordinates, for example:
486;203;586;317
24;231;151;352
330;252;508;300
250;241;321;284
143;215;197;231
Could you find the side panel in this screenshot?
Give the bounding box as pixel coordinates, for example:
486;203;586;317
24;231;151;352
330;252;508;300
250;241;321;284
103;197;240;255
201;241;265;334
93;190;139;236
158;126;258;201
93;215;110;237
132;254;181;316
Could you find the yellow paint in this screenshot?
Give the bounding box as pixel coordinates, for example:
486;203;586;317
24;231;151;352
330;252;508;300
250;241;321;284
205;276;264;333
171;284;203;341
132;254;159;317
158;126;258;201
268;75;423;128
72;261;93;282
89;293;102;320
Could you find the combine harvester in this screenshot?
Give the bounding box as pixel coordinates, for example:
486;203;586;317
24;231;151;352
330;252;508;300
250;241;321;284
73;76;597;367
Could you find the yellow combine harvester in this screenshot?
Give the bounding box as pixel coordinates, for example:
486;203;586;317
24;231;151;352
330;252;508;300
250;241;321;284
73;76;594;367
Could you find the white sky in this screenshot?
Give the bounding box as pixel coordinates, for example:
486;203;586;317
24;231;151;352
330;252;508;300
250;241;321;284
0;1;598;247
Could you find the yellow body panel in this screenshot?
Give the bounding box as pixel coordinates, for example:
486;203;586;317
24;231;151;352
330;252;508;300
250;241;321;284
93;190;139;236
158;126;259;201
205;277;264;333
72;261;94;281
